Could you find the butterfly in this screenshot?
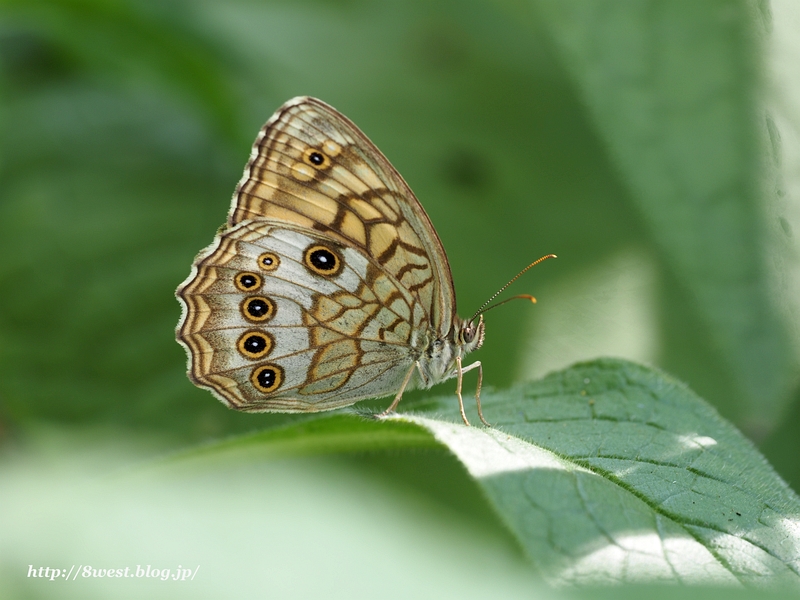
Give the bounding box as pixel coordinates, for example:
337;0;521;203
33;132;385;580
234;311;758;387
176;97;553;426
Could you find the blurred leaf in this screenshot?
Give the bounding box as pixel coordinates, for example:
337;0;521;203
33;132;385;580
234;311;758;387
521;0;793;428
0;0;249;142
0;85;249;437
760;389;800;495
171;359;800;587
168;413;440;465
0;440;545;600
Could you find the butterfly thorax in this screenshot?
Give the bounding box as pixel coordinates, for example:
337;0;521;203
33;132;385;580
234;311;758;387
415;315;484;388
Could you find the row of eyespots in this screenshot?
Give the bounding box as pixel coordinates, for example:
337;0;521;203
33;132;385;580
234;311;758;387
233;253;280;292
235;245;343;295
236;331;282;393
233;241;342;397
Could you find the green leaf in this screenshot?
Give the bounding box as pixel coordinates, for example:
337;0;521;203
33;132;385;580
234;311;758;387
173;359;800;587
526;0;793;427
404;358;800;586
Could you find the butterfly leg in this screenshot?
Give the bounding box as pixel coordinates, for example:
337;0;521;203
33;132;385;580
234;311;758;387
377;361;419;418
474;362;489;427
455;357;472;426
457;359;489;427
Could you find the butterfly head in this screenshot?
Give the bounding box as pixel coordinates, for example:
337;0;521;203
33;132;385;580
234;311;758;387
419;315;484;388
457;314;485;353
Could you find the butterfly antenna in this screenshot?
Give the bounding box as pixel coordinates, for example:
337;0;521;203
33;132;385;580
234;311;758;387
470;254;557;321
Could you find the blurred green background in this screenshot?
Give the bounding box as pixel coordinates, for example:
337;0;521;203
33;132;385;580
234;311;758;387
2;0;800;596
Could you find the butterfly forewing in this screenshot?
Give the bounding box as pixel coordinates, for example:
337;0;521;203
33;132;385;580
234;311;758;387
231;97;455;335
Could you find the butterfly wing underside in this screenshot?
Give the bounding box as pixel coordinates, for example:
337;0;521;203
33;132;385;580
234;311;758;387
176;97;457;411
232;97;455;330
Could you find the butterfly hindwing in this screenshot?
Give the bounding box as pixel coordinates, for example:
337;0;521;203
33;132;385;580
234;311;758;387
177;221;426;411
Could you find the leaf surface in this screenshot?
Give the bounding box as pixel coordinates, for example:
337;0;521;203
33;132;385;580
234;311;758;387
175;359;800;586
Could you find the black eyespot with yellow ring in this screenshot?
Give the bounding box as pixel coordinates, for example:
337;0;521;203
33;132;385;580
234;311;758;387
251;364;283;394
257;252;279;271
237;330;274;360
241;296;275;322
302;147;331;169
234;271;262;292
303;244;343;277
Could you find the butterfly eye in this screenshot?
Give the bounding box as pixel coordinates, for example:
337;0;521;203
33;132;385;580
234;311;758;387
258;252;280;271
462;326;476;344
241;296;275;322
237;331;274;359
235;272;262;291
304;244;343;276
251;364;283;393
303;148;331;169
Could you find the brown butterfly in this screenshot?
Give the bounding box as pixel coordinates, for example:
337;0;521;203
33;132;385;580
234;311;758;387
176;97;553;425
